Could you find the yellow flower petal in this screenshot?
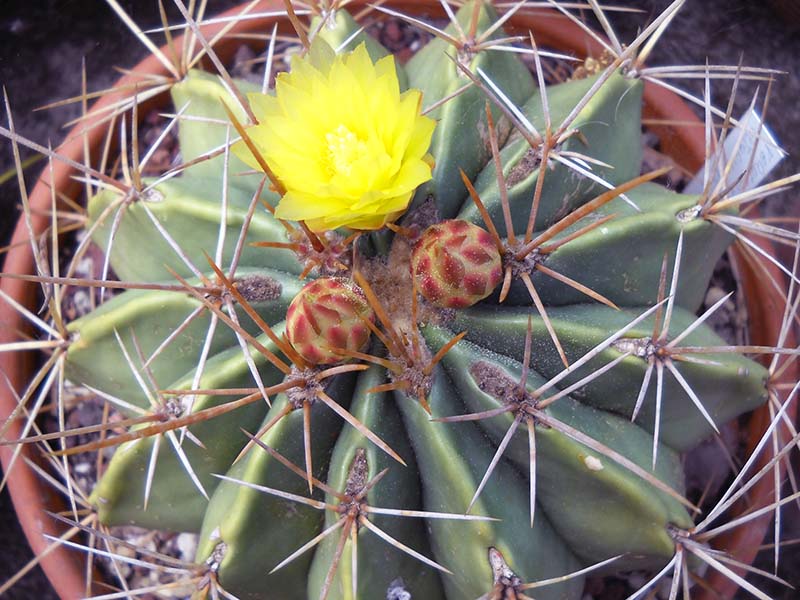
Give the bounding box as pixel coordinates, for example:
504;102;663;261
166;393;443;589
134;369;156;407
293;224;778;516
236;40;436;232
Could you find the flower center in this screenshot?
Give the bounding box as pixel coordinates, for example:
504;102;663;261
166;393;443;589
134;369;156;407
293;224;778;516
325;124;368;177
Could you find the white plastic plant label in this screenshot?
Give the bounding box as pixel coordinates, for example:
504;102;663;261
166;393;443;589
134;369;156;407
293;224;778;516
685;106;785;196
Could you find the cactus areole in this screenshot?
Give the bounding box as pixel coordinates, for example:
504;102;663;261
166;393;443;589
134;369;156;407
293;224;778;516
1;2;792;600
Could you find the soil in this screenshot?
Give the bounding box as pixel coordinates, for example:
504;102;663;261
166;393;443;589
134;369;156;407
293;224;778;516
1;1;800;598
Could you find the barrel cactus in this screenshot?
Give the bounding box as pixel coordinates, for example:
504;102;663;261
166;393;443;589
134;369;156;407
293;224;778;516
5;1;793;599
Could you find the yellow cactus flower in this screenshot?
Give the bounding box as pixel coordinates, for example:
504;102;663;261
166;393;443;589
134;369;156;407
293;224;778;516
234;41;436;232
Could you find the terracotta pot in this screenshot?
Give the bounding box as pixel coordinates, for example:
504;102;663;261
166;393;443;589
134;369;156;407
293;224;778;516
0;2;793;598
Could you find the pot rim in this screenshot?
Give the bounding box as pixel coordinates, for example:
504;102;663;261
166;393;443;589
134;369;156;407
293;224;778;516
0;2;792;598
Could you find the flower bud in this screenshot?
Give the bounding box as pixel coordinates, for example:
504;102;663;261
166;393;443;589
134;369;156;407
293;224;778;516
411;220;503;308
286;278;374;365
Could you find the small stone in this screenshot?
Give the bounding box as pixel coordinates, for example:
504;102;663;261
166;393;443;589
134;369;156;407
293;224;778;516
73;462;91;474
704;286;727;307
387;577;412;600
176;533;198;562
584;455;603;471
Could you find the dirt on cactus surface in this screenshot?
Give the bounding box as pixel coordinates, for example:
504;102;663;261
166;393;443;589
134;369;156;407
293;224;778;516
1;0;800;598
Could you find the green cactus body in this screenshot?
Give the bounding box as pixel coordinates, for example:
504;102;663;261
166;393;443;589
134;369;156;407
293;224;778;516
454;304;769;450
170;68;262;180
195;374;353;600
89;330;288;531
459;71;643;233
425;325;692;568
497;183;732;311
397;369;583;599
406;1;536;218
306;364;445;599
88;176;297;281
65;269;300;407
58;2;773;598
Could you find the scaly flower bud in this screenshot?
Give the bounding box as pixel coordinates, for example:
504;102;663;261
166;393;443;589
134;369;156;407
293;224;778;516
286;278;374;365
411;220;503;308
